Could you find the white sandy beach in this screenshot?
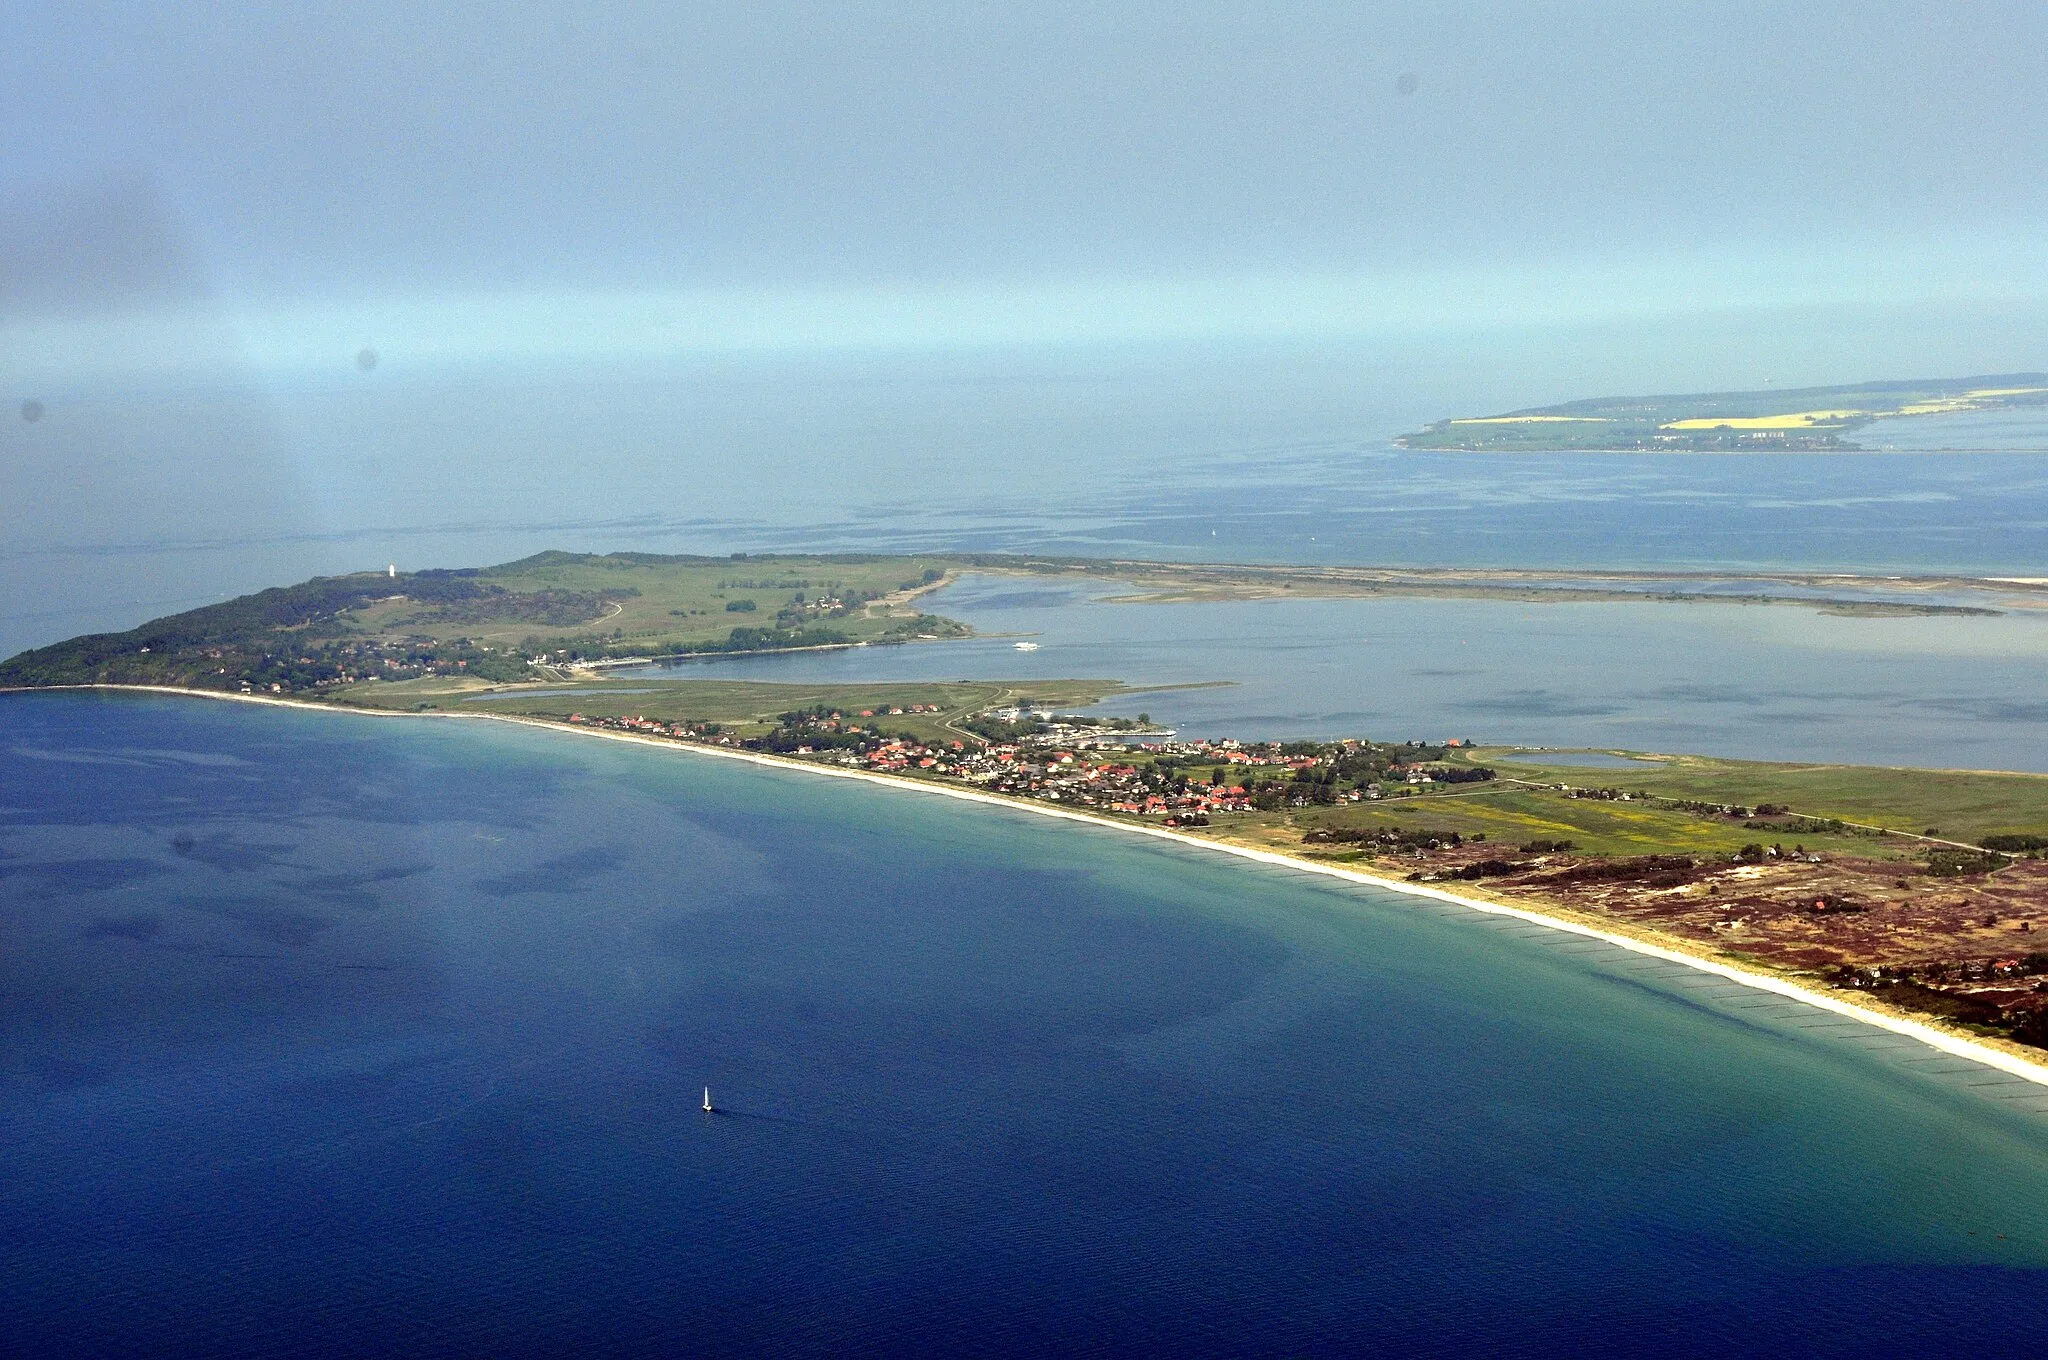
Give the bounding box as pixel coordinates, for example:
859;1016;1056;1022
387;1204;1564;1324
31;682;2048;1093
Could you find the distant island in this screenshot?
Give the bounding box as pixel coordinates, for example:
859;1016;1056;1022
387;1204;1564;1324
1399;372;2048;452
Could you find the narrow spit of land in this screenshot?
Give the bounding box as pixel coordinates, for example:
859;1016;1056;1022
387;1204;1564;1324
1047;560;2032;616
24;681;2048;1086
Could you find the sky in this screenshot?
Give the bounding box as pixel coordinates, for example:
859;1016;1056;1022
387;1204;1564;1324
5;1;2048;375
6;2;2048;654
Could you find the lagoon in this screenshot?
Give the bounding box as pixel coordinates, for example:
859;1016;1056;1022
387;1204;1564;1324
654;573;2048;772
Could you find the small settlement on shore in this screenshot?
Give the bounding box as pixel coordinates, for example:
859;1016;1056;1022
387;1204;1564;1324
550;698;2048;1058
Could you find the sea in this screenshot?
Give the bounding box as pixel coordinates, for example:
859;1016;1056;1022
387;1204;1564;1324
9;337;2048;1352
5;691;2048;1357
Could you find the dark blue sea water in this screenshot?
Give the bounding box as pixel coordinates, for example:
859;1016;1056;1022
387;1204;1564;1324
7;691;2048;1356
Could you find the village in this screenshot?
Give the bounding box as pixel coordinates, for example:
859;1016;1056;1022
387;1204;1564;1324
563;701;1483;822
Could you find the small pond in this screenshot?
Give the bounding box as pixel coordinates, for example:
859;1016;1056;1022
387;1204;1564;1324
1493;751;1667;769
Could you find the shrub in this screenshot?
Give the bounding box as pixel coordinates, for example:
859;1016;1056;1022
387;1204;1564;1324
1981;834;2048;853
1924;849;2008;877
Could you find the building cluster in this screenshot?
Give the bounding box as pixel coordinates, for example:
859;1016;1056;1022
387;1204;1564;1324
556;706;1490;824
566;713;730;741
832;737;1264;817
777;593;858;622
790;718;1431;817
234;637;513;692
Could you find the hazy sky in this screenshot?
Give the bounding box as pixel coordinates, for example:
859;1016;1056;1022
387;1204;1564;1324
6;1;2047;372
7;3;2048;650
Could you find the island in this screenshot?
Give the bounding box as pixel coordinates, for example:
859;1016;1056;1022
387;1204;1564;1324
1399;372;2048;452
5;551;2047;1066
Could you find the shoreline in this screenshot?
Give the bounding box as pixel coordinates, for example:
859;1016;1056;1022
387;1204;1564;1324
18;682;2048;1093
1014;557;2048;594
966;558;2048;617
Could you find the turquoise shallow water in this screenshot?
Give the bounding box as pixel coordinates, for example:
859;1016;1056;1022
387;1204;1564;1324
6;691;2048;1356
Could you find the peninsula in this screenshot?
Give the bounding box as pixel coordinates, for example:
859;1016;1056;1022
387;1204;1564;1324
1399;372;2048;452
7;551;2048;1065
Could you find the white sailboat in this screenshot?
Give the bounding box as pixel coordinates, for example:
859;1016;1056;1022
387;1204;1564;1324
702;1086;714;1113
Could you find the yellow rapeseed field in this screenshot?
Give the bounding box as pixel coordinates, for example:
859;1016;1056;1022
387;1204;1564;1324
1665;387;2047;428
1663;409;1866;430
1896;386;2048;416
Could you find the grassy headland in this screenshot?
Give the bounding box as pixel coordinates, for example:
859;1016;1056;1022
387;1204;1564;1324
0;551;968;695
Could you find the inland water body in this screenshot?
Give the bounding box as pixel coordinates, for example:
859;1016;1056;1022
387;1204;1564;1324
650;573;2048;772
7;691;2048;1357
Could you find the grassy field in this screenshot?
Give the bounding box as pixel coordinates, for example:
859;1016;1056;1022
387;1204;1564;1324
1278;788;1896;859
346;548;966;659
396;551;966;657
1452;749;2048;846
